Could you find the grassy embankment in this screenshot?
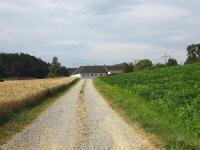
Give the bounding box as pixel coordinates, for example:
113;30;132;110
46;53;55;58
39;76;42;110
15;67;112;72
0;77;79;144
94;63;200;150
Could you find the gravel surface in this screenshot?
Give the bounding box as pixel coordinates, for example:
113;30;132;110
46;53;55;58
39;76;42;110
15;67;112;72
1;79;156;150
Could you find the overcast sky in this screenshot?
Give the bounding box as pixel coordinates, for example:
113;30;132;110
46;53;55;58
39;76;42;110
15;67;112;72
0;0;199;67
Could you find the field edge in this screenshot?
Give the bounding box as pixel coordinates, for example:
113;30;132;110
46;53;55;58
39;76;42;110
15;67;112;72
93;77;200;150
93;79;162;149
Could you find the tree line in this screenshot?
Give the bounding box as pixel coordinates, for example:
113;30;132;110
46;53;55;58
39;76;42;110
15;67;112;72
0;43;199;79
123;43;200;73
0;53;70;80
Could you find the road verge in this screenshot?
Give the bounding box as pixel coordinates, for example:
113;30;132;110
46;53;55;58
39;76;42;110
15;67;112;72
94;78;164;149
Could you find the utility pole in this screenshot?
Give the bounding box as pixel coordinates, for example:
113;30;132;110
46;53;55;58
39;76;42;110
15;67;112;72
164;51;167;65
162;50;170;65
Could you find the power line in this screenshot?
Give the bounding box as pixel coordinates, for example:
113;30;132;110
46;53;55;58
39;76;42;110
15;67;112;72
161;50;170;65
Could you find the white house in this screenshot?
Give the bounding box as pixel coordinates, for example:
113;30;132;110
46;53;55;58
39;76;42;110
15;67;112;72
71;65;124;79
71;66;107;79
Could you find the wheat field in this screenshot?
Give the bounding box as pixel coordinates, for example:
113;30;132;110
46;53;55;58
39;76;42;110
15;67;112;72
0;77;77;116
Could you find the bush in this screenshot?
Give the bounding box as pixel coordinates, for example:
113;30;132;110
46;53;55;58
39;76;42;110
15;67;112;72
135;59;153;71
167;58;178;66
123;63;134;73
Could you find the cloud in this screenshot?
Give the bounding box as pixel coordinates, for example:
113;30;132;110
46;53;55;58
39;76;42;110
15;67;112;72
0;0;199;66
123;3;190;22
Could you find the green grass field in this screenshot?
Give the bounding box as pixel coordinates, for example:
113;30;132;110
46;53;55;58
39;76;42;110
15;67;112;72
94;63;200;150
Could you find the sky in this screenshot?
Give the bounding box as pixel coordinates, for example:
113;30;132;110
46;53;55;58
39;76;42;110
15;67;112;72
0;0;199;67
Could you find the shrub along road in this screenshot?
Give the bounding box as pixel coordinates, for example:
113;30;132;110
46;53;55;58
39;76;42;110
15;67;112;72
0;80;156;150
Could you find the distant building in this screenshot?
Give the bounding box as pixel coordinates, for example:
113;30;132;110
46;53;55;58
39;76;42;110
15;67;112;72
71;66;107;79
71;65;124;79
68;68;77;75
105;65;124;75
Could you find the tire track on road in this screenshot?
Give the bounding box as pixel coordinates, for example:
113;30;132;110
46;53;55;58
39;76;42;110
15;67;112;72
74;80;90;150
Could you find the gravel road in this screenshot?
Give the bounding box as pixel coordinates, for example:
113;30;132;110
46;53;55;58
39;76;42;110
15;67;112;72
1;79;156;150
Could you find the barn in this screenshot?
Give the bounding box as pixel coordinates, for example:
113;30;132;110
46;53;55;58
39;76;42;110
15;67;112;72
71;65;124;79
71;66;107;79
106;65;124;75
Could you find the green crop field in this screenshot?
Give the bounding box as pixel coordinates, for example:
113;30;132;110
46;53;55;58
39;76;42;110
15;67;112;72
94;63;200;149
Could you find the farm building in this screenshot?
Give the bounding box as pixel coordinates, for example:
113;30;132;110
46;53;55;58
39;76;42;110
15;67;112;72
105;65;124;75
71;65;124;79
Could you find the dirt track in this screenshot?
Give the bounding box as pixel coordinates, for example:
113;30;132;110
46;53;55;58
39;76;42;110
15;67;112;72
1;79;156;150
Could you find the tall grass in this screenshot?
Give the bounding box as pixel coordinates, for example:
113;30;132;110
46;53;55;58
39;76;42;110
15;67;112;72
94;63;200;149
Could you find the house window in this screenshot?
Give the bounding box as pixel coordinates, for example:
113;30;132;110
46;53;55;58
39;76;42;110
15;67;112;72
95;74;97;76
91;74;93;76
100;74;102;76
83;74;85;77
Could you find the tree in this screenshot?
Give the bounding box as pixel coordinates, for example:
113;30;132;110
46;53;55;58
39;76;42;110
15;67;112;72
0;64;4;81
0;65;4;77
123;63;134;73
135;59;153;71
11;61;23;77
167;58;178;66
59;66;70;77
0;71;3;82
47;57;61;77
0;75;3;82
0;53;49;78
185;44;200;64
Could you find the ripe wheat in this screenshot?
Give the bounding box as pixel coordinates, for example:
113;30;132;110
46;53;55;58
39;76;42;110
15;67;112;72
0;77;76;116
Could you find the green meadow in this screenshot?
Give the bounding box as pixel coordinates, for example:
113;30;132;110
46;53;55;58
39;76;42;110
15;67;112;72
94;63;200;149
